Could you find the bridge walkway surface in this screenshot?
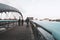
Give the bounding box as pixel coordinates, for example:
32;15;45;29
0;22;34;40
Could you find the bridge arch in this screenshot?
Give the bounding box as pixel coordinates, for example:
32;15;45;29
0;3;23;19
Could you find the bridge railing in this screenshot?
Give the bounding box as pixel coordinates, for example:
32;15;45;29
30;21;46;40
30;21;55;40
0;20;19;33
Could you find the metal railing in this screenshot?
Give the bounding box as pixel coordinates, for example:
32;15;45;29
30;21;55;40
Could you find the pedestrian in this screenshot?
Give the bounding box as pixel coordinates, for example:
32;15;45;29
25;18;30;27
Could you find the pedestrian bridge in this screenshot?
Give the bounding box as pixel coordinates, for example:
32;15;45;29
0;3;35;40
0;3;59;40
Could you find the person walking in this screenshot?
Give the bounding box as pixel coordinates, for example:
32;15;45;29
25;18;30;27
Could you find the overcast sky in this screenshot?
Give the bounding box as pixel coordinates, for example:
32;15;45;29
0;0;60;19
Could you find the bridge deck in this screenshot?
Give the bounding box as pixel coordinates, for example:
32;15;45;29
0;22;34;40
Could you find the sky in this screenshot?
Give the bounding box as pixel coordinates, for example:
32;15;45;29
0;0;60;19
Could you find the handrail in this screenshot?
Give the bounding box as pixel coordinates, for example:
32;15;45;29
30;21;55;40
31;21;52;34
